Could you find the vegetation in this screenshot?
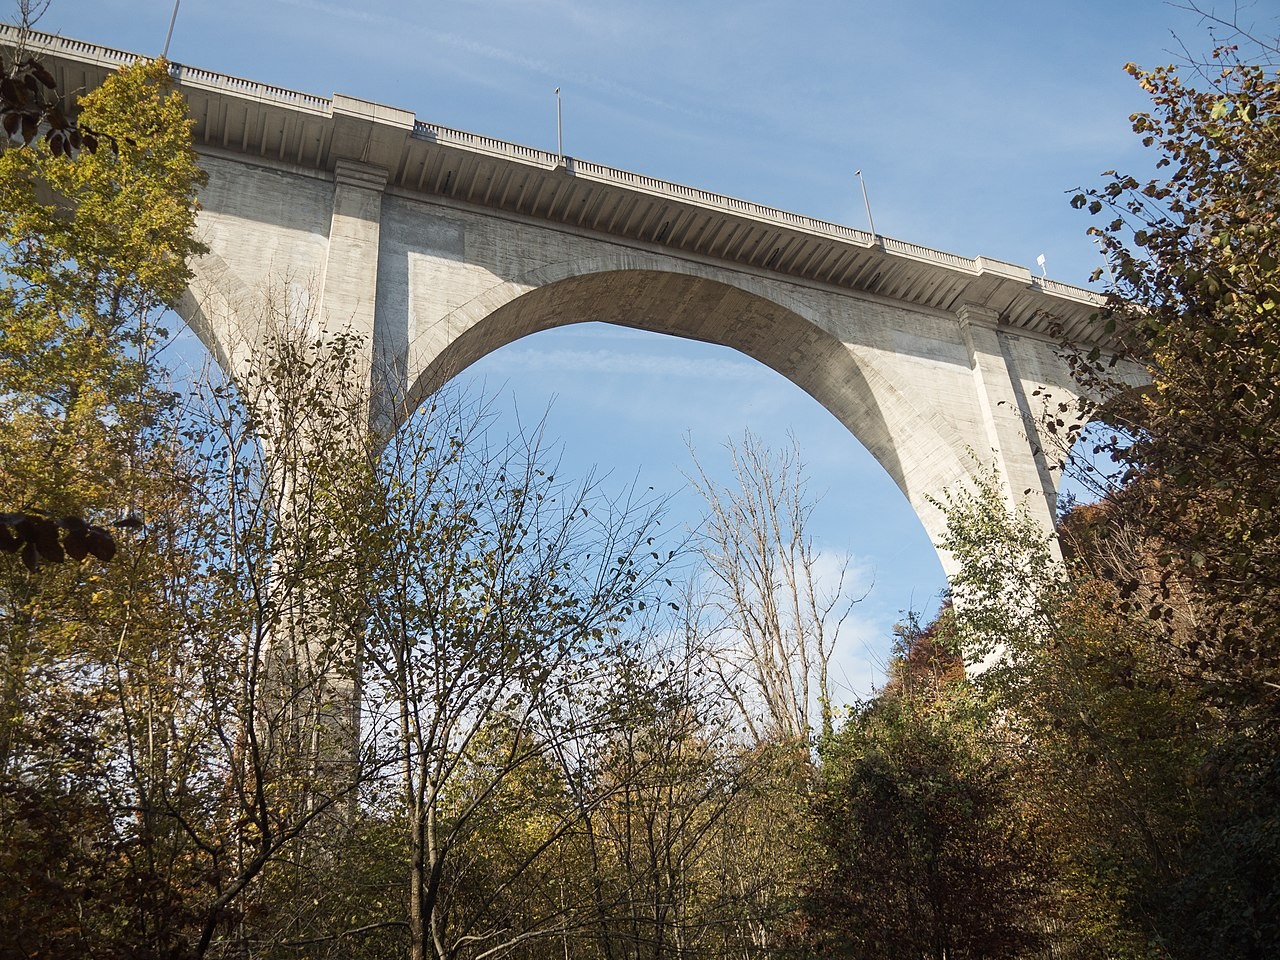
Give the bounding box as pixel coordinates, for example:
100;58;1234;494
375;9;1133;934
800;615;1050;960
940;27;1280;956
2;17;1278;960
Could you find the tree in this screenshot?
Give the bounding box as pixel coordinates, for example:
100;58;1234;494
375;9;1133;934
688;432;859;743
1;2;108;158
357;397;673;960
0;58;215;957
1067;28;1280;709
0;314;392;959
560;596;813;960
175;316;390;957
799;619;1050;960
1048;23;1280;955
0;55;205;567
939;474;1277;958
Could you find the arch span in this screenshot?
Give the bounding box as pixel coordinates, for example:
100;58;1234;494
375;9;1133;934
172;149;1104;578
177;249;249;379
177;249;324;385
401;265;977;557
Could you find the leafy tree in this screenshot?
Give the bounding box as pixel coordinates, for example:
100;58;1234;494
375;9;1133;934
355;398;673;960
0;55;205;568
175;316;389;957
1067;33;1280;710
565;608;812;960
1048;22;1280;956
940;475;1277;958
1;2;107;156
799;621;1049;960
941;39;1280;934
0;58;213;957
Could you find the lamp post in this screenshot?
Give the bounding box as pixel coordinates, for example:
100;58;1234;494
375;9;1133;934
555;87;563;158
163;0;181;58
855;169;877;237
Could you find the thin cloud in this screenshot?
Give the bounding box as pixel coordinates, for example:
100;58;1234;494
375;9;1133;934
271;0;715;124
476;345;767;382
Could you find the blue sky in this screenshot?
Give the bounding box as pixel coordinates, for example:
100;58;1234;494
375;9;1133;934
35;0;1241;698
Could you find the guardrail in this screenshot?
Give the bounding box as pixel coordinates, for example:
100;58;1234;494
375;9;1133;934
175;64;332;111
413;121;890;251
413;121;559;165
570;157;878;246
1032;276;1104;305
0;23;136;65
882;237;976;272
3;24;332;113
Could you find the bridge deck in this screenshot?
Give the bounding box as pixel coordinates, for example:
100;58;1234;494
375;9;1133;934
2;23;1105;344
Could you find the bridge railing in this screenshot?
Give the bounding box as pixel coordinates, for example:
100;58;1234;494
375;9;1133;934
881;237;977;272
1033;276;1104;305
0;23;138;65
9;23;1103;306
569;158;880;246
3;24;334;114
175;65;332;112
413;121;562;166
414;120;887;250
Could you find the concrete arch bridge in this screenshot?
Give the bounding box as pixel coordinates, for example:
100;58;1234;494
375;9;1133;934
19;26;1127;576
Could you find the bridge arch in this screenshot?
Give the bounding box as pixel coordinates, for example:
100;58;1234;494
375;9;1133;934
177;248;327;385
176;248;251;378
401;261;976;558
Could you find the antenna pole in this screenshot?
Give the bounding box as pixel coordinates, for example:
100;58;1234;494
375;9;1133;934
855;169;877;237
162;0;181;58
555;87;563;158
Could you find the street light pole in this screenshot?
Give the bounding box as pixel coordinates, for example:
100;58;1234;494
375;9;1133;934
855;169;877;237
555;87;563;158
162;0;181;58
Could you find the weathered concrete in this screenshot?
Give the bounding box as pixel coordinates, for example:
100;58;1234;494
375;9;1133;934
15;26;1130;575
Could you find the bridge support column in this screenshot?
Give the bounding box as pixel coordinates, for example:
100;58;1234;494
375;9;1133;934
317;159;390;399
957;303;1059;547
259;159;394;814
258;349;374;822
